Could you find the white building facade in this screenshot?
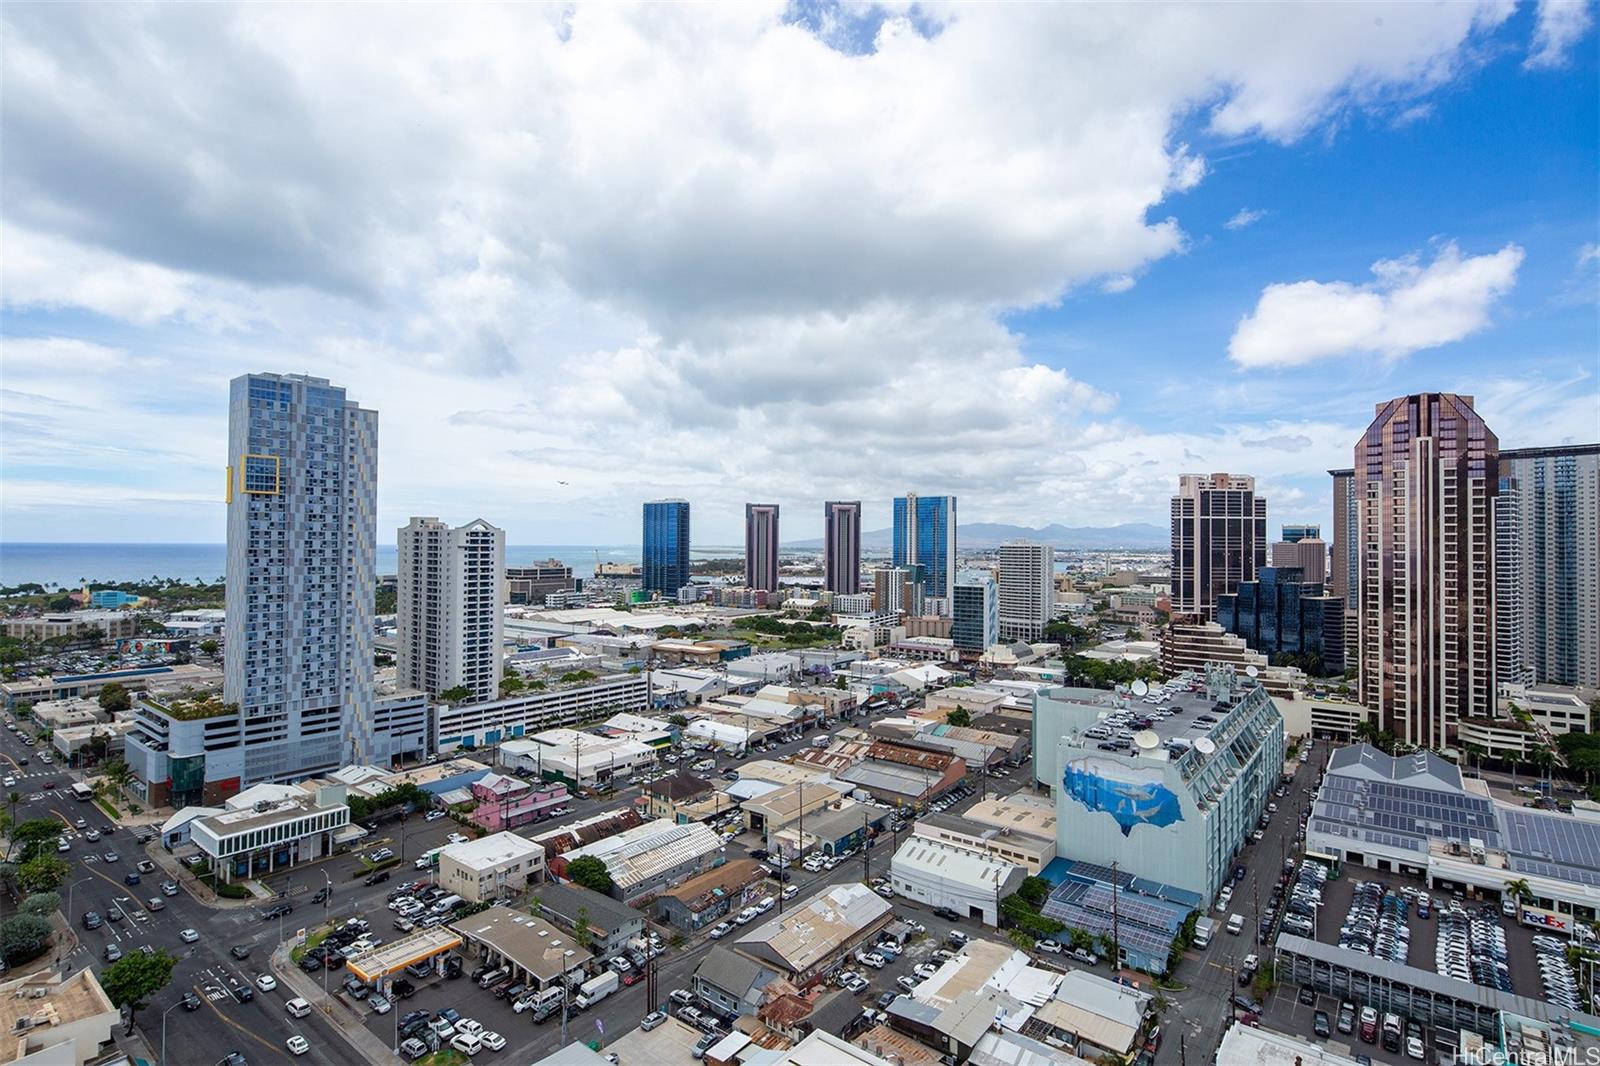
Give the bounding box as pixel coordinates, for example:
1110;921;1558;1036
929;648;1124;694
997;540;1055;643
397;517;506;704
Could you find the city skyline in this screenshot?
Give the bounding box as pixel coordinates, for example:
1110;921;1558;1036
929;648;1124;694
2;6;1594;546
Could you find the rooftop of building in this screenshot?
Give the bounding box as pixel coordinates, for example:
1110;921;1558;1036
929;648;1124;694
0;969;116;1059
347;927;464;982
960;794;1058;840
440;831;543;870
835;760;942;799
735;883;892;974
891;836;1023;888
643;771;714;802
564;820;724;889
660;857;766;910
141;691;236;720
449;905;593;981
195;793;346;835
533;882;644;933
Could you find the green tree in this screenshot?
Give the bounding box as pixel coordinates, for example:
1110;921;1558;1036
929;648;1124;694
101;758;133;792
101;949;178;1034
438;686;473;704
668;714;689;728
18;855;70;894
98;682;132;714
0;914;52;965
573;905;595;952
1504;878;1533;904
10;818;67;862
566;856;613;895
21;892;60;917
198;639;220;656
945;707;973;728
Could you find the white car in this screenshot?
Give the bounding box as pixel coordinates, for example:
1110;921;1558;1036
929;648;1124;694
285;1035;310;1057
709;922;733;939
425;810;446;821
455;1019;484;1039
448;833;469;845
255;974;277;992
368;993;391;1014
856;952;886;969
1;777;13;788
451;1032;483;1056
481;1031;506;1051
179;928;200;944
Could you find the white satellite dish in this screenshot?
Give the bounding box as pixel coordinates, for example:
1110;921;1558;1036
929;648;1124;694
1133;730;1160;751
1245;665;1259;679
1131;679;1149;696
1194;737;1217;756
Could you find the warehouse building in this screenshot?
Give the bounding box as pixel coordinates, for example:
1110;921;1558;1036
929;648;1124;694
733;883;893;988
889;836;1025;927
655;858;768;932
552;819;725;902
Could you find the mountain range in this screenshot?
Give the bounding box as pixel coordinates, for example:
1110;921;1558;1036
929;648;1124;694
783;521;1167;551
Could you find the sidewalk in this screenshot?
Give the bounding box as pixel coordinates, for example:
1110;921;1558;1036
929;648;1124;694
271;941;398;1064
138;840;258;910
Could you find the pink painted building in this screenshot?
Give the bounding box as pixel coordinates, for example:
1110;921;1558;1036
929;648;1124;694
470;773;571;832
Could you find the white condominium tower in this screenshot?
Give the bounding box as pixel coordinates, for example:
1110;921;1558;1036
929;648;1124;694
224;373;378;781
397;517;506;704
997;540;1055;642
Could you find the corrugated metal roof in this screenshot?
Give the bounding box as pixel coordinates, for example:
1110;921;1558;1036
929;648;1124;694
735;883;891;973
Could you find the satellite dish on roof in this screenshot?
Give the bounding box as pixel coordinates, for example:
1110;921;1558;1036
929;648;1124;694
1246;665;1259;679
1134;730;1160;751
1131;680;1149;696
1194;737;1217;756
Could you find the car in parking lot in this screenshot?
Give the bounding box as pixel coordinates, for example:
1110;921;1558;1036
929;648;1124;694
1313;1010;1331;1039
1232;994;1263;1015
641;1011;667;1031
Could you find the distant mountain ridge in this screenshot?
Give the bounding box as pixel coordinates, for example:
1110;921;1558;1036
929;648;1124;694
783;521;1166;551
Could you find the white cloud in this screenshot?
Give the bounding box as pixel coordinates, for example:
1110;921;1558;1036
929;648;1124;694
0;2;1544;540
1225;208;1267;230
1526;0;1594;69
1228;241;1524;368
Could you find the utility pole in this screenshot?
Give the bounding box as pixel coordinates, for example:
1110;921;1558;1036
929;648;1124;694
1110;859;1121;973
861;809;871;883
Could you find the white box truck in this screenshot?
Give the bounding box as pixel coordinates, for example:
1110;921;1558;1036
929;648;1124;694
1193;916;1215;949
574;970;619;1010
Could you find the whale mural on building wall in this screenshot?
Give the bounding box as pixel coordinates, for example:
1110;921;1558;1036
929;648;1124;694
1062;756;1184;836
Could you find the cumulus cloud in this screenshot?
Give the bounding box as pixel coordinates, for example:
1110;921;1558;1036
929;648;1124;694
1526;0;1594;69
0;2;1540;539
1228;241;1524;369
1225;208;1267;230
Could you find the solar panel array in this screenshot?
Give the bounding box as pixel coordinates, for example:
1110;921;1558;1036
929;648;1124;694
1503;809;1600;887
1039;873;1190;962
1314;772;1500;851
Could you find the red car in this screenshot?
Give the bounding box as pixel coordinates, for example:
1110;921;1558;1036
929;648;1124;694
40;781;56;790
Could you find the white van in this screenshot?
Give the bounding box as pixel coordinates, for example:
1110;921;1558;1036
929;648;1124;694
1226;913;1245;936
431;894;463;914
285;997;312;1019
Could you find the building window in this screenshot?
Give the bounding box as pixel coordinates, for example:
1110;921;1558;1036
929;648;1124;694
241;454;282;495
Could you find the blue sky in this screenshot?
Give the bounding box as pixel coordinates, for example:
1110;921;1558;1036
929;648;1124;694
2;1;1595;547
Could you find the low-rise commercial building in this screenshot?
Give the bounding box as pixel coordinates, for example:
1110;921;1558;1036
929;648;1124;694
654;858;767;932
642;772;716;824
450;905;593;992
0;969;118;1066
693;946;780;1017
533;882;646;961
3;611;141;642
889;836;1025;926
733;883;893;987
438;831;545;903
911;812;1054;875
1;662;223;710
834;741;966;810
552;820;725;901
520;728;659;790
188;785;351;884
530;808;645;860
469;777;571;832
742;781;847;842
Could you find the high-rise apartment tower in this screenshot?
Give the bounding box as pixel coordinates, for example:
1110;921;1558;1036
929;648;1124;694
224;372;378;781
397;518;505;704
892;493;957;611
1354;393;1498;749
823;501;862;596
643;499;691;597
744;504;780;593
997;541;1055;642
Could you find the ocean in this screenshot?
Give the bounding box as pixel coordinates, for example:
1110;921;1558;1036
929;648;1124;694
0;543;674;587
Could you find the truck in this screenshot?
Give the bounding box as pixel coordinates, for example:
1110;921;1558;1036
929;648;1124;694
1192;917;1216;949
1226;913;1245;936
574;970;619;1010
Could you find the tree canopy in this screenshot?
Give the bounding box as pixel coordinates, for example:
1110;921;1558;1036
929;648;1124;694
101;949;178;1033
945;707;973;728
566;855;613;894
0;914;52;965
98;682;132;714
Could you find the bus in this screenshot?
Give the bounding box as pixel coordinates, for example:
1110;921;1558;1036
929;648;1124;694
69;783;95;802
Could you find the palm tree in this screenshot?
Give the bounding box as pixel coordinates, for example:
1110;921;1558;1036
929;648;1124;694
1504;878;1533;904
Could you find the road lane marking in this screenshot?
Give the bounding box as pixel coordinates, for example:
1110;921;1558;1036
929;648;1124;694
195;981;280;1055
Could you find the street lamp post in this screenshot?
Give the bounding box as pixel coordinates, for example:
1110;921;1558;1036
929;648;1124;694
64;875;94;925
159;998;185;1065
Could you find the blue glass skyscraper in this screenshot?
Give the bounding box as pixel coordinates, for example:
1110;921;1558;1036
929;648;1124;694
892;493;957;608
643;499;691;596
